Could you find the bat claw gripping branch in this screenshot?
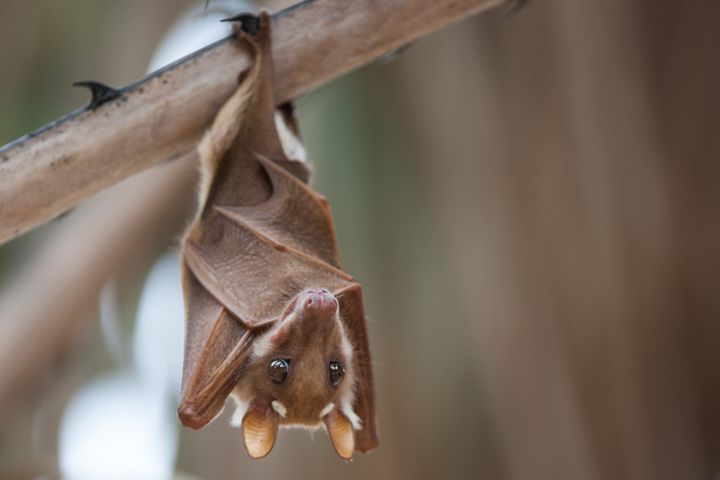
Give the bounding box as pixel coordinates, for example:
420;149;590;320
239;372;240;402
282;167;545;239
221;12;261;37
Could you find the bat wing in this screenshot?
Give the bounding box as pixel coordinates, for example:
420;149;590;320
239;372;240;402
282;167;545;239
335;283;379;453
185;153;352;324
217;155;344;269
178;264;254;429
180;158;355;428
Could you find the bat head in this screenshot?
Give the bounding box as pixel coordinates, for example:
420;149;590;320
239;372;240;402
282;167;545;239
230;289;360;459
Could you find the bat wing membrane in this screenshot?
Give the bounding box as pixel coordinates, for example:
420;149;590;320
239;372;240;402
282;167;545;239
218;155;344;269
179;263;254;429
334;283;379;452
180;168;356;428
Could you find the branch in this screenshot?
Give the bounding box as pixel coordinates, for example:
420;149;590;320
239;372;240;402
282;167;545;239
0;0;504;245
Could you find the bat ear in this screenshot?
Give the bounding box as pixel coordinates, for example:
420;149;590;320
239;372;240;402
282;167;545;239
324;407;355;460
242;402;280;459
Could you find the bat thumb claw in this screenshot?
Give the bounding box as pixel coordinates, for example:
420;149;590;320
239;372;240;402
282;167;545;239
220;12;260;36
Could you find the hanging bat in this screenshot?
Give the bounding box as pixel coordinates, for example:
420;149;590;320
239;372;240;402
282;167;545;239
177;12;378;460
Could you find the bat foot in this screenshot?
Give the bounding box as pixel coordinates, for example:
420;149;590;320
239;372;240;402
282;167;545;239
221;12;260;37
73;80;122;110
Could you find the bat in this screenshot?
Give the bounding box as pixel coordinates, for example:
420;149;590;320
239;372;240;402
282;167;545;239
177;12;378;460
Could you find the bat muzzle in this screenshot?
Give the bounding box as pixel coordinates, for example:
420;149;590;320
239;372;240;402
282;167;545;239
298;289;338;319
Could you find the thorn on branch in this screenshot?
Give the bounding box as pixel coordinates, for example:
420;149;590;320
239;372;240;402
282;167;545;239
72;81;122;110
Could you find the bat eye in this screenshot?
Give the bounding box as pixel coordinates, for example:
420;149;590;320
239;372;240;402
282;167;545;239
268;358;290;384
329;361;345;386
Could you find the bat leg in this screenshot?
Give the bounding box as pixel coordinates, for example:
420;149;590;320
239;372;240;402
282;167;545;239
72;81;122;110
220;12;260;37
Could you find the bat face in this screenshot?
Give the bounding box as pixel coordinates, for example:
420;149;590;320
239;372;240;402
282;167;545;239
230;289;360;458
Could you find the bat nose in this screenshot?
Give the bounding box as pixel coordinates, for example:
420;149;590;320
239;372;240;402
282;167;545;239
302;290;338;318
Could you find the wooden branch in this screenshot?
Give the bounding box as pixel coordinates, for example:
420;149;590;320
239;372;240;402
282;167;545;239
0;0;504;245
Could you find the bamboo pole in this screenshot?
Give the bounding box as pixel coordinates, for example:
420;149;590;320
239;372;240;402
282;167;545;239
0;0;505;245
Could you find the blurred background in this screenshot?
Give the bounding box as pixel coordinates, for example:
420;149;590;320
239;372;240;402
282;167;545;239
1;0;720;479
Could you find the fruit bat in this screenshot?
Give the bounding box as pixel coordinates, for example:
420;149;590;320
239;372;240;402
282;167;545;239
177;12;378;460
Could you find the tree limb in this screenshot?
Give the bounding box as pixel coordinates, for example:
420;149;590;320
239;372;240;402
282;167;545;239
0;0;505;245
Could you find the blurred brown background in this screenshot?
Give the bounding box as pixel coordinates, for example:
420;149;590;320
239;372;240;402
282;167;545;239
1;0;720;479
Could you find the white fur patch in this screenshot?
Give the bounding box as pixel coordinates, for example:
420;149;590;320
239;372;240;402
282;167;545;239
338;323;354;361
229;394;250;428
335;315;361;430
271;400;287;418
251;316;290;359
319;403;335;419
250;327;275;359
340;401;362;431
274;111;307;163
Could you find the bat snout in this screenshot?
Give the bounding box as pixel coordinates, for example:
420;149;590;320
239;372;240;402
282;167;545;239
299;289;338;318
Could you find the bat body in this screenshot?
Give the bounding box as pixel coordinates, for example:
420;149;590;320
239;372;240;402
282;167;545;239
178;12;378;459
